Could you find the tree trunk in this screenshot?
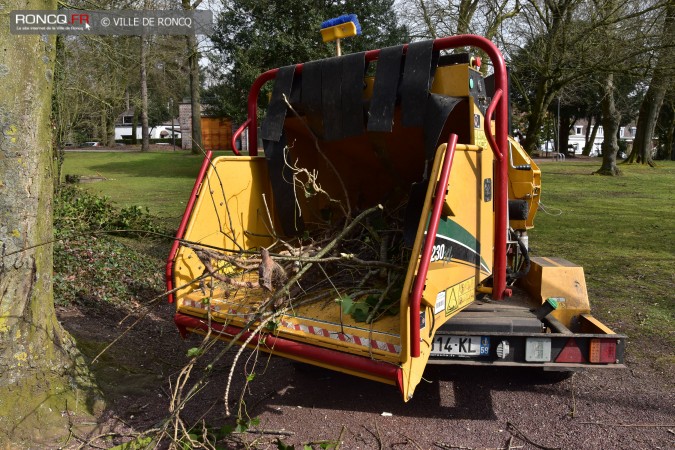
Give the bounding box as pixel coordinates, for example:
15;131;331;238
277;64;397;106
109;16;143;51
0;1;101;444
186;33;202;154
582;115;600;156
140;36;150;152
100;108;107;143
523;81;555;154
628;3;674;166
558;114;573;156
132;105;138;145
107;113;116;147
595;73;621;175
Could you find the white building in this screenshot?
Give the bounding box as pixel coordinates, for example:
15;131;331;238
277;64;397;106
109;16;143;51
540;120;637;156
114;109;181;141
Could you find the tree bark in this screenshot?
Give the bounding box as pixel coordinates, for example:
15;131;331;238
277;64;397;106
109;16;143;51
0;1;101;444
558;113;573;155
595;73;621;175
140;36;150;152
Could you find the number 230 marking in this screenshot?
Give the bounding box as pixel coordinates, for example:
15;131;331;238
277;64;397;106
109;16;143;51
430;244;448;262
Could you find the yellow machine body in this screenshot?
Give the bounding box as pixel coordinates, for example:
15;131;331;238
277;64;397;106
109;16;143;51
173;63;497;400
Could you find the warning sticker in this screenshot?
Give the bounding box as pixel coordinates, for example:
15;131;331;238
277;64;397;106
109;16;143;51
445;277;476;316
435;291;446;315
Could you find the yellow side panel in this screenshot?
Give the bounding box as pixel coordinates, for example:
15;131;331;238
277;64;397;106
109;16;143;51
519;256;591;327
398;137;494;400
508;137;541;229
173;156;275;299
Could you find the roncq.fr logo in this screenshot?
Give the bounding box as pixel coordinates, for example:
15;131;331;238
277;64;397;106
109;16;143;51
14;13;90;26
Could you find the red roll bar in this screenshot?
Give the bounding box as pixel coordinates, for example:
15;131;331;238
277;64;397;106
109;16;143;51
410;133;458;357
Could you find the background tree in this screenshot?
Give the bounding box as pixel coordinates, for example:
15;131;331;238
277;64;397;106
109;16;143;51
182;0;204;154
0;1;100;444
506;0;667;158
626;1;675;165
399;0;520;46
655;87;675;160
207;0;408;123
141;35;150;151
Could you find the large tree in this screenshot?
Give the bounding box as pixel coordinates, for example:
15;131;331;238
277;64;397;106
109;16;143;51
0;1;100;445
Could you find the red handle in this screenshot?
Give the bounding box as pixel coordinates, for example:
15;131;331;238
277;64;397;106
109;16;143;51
410;134;458;357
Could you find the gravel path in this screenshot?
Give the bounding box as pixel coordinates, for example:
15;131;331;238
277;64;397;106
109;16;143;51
58;301;674;450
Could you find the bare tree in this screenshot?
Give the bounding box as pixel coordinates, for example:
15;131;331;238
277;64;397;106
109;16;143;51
401;0;520;44
627;1;675;165
597;73;622;174
508;0;668;155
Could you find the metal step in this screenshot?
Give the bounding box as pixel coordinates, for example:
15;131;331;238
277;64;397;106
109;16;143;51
438;294;544;333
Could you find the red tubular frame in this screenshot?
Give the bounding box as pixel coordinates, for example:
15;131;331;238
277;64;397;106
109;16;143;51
410;134;458;357
174;313;403;391
165;150;213;303
484;89;504;161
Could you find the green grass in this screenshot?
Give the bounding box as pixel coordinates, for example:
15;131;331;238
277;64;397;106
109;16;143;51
61;151;231;224
529;160;675;355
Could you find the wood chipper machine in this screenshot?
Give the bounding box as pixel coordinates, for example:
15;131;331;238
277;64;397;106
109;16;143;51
166;35;626;401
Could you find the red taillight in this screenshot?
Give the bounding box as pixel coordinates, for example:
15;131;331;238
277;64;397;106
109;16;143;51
555;338;586;363
589;339;617;363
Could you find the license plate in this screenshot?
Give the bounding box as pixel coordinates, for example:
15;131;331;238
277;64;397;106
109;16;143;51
431;335;490;357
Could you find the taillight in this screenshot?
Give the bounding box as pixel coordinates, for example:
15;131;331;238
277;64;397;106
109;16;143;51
589;338;617;363
555;338;585;363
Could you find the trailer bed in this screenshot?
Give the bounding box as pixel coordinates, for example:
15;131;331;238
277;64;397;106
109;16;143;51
176;272;402;364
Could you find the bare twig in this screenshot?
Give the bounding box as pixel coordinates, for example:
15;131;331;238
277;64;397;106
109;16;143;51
242;429;295;436
335;425;347;450
568;372;577;418
282;93;352;220
402;433;424;450
578;422;675;428
375;421;384;450
506;422;561;450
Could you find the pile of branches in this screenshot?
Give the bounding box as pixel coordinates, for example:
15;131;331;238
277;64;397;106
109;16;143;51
188;200;411;324
185;94;416;324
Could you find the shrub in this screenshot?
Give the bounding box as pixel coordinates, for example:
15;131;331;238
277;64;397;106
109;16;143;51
53;185;167;306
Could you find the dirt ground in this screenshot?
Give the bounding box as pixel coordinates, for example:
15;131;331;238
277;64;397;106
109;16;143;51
52;291;675;450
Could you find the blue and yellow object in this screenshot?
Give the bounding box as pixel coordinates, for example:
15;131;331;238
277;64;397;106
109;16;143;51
320;14;361;55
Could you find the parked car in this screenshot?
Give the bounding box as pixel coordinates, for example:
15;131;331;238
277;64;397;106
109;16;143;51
81;141;101;147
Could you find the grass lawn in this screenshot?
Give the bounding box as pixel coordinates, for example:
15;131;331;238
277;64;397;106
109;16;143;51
529;159;674;368
61;150;231;224
62;151;674;366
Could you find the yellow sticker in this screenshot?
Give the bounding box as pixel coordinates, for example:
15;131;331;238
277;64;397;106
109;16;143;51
445;277;475;316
